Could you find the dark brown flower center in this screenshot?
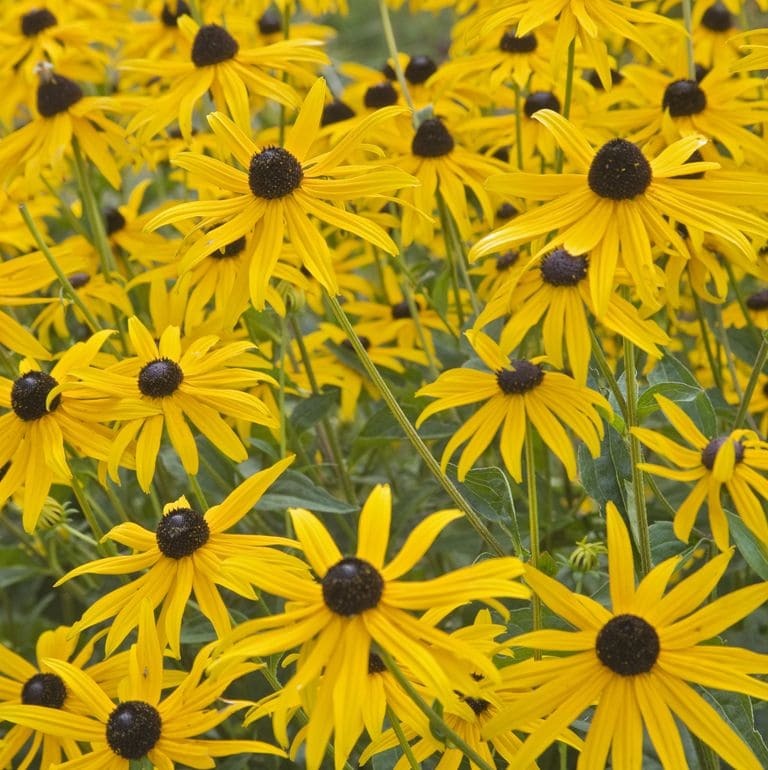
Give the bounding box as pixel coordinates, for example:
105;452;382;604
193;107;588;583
587;69;624;90
588;139;652;200
68;272;91;289
321;100;355;126
104;207;126;236
701;1;733;31
156;507;210;558
258;8;282;34
675;149;706;179
524;91;560;118
391;299;421;319
701;437;745;470
106;701;162;760
499;30;537;53
191;24;239;67
540;248;588;286
248;147;303;199
22;673;67;708
138;358;184;398
11;371;61;421
496;203;518;220
412;118;454;158
596;614;660;675
22;8;57;36
211;236;246;259
496;250;519;271
322;557;384;615
368;652;386;674
37;75;83;117
364;82;398;108
463;695;491;716
160;0;190;26
405;55;437;84
662;79;707;117
496;360;544;394
746;289;768;310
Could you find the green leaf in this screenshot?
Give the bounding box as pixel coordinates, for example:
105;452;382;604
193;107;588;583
637;381;716;437
290;392;337;434
256;470;358;514
578;426;630;514
727;511;768;580
647;352;700;388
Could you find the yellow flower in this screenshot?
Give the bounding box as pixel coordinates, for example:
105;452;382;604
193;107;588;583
484;502;768;770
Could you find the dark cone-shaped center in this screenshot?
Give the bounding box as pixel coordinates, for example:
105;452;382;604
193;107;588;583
405;55;437;84
22;673;67;708
540;248;588;286
675;149;706;179
11;371;61;421
138;358;184;398
258;8;282;34
587;69;624;90
499;30;537;53
702;1;733;31
22;8;57;36
701;436;745;470
596;614;660;675
341;336;371;352
322;557;384;615
248;146;303;199
463;696;491;716
212;235;246;259
104;207;126;236
191;24;239;67
156;507;210;558
496;360;544;394
368;652;386;674
68;272;91;289
37;75;83;117
321;100;355;126
496;251;519;271
412;118;454;158
524;91;560;118
106;701;162;760
160;0;190;26
364;82;398;108
496;202;518;220
391;299;421;319
662;79;707;117
746;288;768;310
588;139;652;200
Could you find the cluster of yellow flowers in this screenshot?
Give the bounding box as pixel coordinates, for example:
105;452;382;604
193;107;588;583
1;0;768;768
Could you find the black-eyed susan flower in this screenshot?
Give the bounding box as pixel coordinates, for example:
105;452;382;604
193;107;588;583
55;455;301;656
73;316;278;491
475;247;670;384
484;502;768;770
632;394;768;551
469;110;768;316
0;65;126;189
0;625;127;769
217;484;529;734
416;330;610;481
122;14;327;141
0;331;117;532
0;602;285;770
146;77;416;308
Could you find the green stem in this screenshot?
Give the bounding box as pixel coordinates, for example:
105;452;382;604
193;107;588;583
325;290;506;556
379;650;495;770
289;317;357;506
436;190;480;319
277;4;291;147
376;0;416;115
681;0;697;81
387;705;420;770
732;331;768;430
525;423;542;659
513;83;524;170
589;327;628;420
69;472;115;555
188;474;209;510
19;204;104;335
555;39;576;174
624;336;652;577
71;139;116;280
723;260;761;345
691;287;724;392
278;316;288;459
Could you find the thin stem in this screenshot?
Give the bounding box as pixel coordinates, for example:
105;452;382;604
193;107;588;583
188;474;209;510
436;191;480;319
289;316;357;506
435;196;466;327
525;423;542;659
732;331;768;430
19;204;104;335
624;337;652;577
691;287;724;392
380;650;495;770
278;316;288;459
681;0;697;81
376;0;416;115
325;290;506;556
513;83;524;170
723;260;761;345
277;3;292;147
69;472;114;554
555;39;576;173
386;705;420;770
589;327;628;420
71;139;116;280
